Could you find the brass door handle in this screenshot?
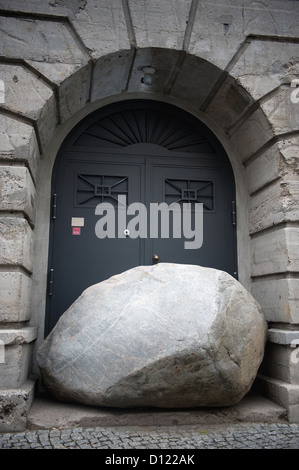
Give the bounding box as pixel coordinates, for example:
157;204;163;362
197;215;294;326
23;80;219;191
153;254;159;264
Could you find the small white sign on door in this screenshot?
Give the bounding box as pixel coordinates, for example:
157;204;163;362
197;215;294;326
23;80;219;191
71;217;85;227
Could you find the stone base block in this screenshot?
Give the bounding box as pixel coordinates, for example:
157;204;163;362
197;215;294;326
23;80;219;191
0;380;35;432
260;342;299;385
0;273;32;322
256;374;299;423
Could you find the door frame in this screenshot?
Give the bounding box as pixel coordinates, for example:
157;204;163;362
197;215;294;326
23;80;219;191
45;99;238;333
30;95;252;361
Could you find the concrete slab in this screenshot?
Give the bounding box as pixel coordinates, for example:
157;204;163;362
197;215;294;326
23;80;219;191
27;391;287;431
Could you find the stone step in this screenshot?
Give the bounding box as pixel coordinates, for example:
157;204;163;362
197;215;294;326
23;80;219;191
27;391;287;431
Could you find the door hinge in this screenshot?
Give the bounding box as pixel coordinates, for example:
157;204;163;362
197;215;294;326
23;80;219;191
48;268;54;296
52;193;57;220
231;200;236;226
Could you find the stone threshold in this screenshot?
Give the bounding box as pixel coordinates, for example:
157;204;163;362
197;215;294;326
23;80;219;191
26;390;287;431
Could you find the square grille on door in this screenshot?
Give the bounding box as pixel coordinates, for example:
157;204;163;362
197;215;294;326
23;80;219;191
165;179;214;210
76;174;128;207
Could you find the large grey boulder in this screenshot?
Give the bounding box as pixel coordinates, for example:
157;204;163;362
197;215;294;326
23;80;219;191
37;264;267;408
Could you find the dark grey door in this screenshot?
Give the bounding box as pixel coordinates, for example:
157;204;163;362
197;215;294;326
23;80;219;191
47;157;144;332
46;101;237;333
150;158;235;273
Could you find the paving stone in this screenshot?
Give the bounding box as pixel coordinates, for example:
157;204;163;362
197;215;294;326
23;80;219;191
1;423;298;449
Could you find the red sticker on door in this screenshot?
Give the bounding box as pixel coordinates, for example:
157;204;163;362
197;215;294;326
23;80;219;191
72;227;81;235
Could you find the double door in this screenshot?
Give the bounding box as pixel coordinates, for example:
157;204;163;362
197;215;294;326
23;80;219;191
47;149;237;332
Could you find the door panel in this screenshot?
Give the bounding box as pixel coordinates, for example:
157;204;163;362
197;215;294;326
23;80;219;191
47;159;143;333
149;161;236;273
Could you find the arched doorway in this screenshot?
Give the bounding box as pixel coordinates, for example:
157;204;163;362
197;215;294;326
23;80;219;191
46;100;237;333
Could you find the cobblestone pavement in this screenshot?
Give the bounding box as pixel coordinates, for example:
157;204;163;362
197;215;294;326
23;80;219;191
0;423;299;450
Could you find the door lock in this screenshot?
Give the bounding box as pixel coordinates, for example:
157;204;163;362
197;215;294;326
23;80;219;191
153;254;159;264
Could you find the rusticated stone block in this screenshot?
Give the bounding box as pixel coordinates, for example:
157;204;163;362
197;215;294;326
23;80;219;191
231;40;299;99
243;0;299;38
0;15;87;65
229;108;274;163
0;115;40;180
170;53;223;109
261;87;299;135
249;179;299;234
278;137;299;179
251;278;299;324
0;63;56;149
245;137;299;196
0;343;32;389
0;327;38;390
0;380;35;432
260;342;299;386
0;272;31;322
57;64;92;123
256;375;299;423
72;0;130;60
0;166;35;225
129;0;191;50
251;227;299;277
0;217;33;273
91;50;133;102
189;0;246;70
205;75;254;131
246;143;281;195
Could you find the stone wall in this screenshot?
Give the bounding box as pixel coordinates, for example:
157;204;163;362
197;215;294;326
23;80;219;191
0;0;298;429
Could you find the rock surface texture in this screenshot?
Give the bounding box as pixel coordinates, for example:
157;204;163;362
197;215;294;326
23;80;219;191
37;264;267;408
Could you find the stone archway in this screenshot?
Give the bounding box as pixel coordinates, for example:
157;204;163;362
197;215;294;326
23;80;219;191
32;48;299;423
27;50;299;422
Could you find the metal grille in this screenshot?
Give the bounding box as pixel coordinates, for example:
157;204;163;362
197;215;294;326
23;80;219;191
76;174;128;207
165;179;214;210
74;107;216;154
